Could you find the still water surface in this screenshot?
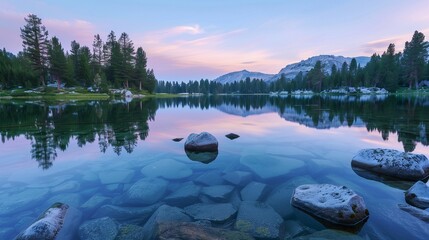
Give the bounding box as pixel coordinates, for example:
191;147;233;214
1;95;429;239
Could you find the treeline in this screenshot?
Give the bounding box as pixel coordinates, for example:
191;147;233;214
156;31;429;94
0;14;156;93
288;31;429;92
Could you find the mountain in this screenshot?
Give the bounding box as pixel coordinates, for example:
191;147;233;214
268;55;370;82
213;70;274;84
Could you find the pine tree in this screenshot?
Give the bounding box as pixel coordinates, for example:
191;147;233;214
70;40;80;82
20;14;49;86
380;43;400;91
48;37;68;89
92;34;103;74
349;58;357;86
135;47;147;91
78;46;92;86
402;31;429;89
118;32;135;89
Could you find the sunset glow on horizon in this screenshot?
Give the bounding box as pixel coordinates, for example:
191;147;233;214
1;0;429;82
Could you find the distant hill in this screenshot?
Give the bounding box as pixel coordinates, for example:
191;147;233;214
268;55;371;82
212;55;371;84
213;70;274;84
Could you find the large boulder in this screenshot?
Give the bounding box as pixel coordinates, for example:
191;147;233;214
164;182;201;207
351;148;429;180
92;204;160;222
15;203;81;240
405;181;429;209
184;132;218;152
202;185;235;202
234;201;284;239
291;184;369;226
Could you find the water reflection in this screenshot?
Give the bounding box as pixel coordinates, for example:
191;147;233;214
1;95;429;169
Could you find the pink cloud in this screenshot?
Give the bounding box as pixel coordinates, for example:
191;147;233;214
136;26;284;81
0;9;96;53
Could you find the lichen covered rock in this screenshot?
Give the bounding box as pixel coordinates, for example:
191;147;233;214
352;148;429;180
291;184;369;226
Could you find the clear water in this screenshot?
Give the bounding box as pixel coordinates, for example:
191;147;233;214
1;95;429;239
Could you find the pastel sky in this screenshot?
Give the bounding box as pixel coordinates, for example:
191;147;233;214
1;0;429;82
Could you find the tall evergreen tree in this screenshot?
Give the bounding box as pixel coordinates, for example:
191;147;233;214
380;43;400;91
48;37;68;89
92;34;103;74
20;14;49;86
402;31;429;89
135;47;147;91
118;32;135;88
349;58;358;86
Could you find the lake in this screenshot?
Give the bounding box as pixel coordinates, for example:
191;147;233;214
1;95;429;239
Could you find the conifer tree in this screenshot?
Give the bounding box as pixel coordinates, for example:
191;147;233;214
48;37;68;89
402;31;429;89
20;14;49;86
135;47;147;91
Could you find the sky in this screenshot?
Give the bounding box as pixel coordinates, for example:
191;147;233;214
1;0;429;82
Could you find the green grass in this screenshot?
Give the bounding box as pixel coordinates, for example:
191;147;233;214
394;88;429;96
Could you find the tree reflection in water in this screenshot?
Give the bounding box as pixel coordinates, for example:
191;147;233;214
0;95;428;169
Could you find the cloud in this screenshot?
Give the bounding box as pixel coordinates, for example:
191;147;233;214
137;26;284;81
0;9;96;53
361;29;429;55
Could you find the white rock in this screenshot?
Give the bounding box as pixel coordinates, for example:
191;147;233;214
405;181;429;209
352;148;429;180
291;184;369;226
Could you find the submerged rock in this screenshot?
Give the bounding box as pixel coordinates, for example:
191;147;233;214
123;178;168;206
291;184;369;226
202;185;235;202
293;229;364;240
225;133;240;140
156;222;254;240
98;170;134;185
141;159;192;180
92;204;160;222
164;182;201;207
398;204;429;222
351;148;429;180
115;224;145;240
240;154;305;179
184;203;237;222
195;171;224;186
240;181;267;201
186;150;218;164
78;217;118;240
0;188;49;215
15;203;81;240
184;132;218;152
234;201;284;239
142;205;192;240
223;171;252;186
405;181;429;209
81;195;110;213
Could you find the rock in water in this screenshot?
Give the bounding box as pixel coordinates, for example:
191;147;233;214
78;217;118;240
15;203;76;240
405;181;429;209
184;132;218;152
172;138;184;142
142;205;191;240
234;201;284;239
123;178;168;206
185;150;218;164
156;222;254;240
225;133;240;140
141;159;192;180
291;184;369;226
184;203;237;222
398;204;429;222
351;148;429;180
